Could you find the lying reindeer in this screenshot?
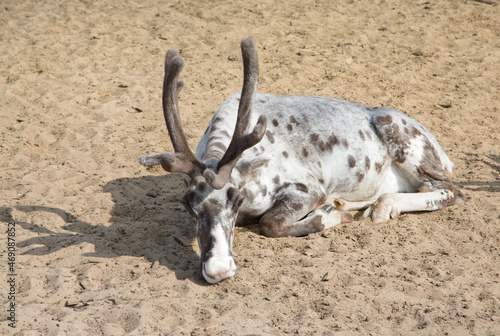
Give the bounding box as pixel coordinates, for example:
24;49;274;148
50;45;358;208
140;37;465;284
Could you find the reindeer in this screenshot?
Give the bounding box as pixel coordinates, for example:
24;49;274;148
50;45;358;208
139;37;465;284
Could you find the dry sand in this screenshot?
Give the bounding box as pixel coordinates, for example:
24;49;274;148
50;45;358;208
1;0;499;335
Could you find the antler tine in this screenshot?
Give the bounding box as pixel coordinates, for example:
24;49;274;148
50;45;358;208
204;37;268;189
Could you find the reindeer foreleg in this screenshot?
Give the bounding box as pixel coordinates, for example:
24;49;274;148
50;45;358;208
259;187;352;238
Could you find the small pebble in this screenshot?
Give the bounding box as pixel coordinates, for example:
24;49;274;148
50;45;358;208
412;50;424;56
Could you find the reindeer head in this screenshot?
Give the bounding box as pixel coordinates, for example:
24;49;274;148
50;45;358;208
140;38;267;283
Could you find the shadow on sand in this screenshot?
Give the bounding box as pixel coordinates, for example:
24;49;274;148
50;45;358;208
1;174;212;285
459;153;500;193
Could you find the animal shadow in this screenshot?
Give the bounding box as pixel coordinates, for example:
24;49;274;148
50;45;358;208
1;174;209;285
459;153;500;193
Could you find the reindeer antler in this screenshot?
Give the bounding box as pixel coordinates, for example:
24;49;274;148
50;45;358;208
140;38;266;192
203;37;268;189
139;49;207;191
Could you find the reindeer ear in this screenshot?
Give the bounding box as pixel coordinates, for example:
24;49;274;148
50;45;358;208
235;157;270;176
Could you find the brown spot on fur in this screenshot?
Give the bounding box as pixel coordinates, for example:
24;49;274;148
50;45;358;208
310;133;328;152
226;187;239;202
295;183;309;193
392;125;407;163
261;185;268;196
282;151;289;158
348;155;356;168
273;175;280;185
242;189;255;202
201;199;222;218
365;156;371;170
272;119;279;127
409;126;423;138
326;135;339;151
358;130;365;141
318;141;326;152
357;173;365;183
302;147;309;157
287;124;293;132
375;162;383;173
256;180;268;197
376;115;393;125
275;182;291;194
402;119;407;125
420;138;444;176
310;133;319;143
342;139;349;148
266;130;275;144
374;116;408;163
290;115;299;125
226;187;243;210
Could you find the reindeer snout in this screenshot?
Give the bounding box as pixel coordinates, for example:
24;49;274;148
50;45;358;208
202;258;236;284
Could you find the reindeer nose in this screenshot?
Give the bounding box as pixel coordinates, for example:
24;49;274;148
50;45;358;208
202;259;236;284
205;269;229;282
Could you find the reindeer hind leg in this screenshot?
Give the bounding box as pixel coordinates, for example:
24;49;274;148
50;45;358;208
368;178;464;224
368;109;465;223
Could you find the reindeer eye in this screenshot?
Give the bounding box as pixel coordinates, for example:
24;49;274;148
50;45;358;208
196;182;207;194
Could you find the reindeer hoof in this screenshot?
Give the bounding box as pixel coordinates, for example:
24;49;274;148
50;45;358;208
340;211;353;223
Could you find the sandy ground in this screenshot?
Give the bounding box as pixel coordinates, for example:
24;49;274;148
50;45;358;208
1;0;499;335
